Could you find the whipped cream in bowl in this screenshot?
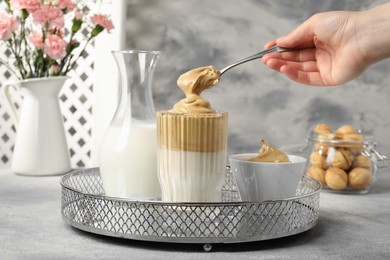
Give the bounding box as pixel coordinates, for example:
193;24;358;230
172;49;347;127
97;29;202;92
229;140;307;202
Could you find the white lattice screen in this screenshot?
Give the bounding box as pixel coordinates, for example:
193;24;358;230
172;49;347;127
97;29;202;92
61;44;95;168
0;1;120;170
0;64;21;166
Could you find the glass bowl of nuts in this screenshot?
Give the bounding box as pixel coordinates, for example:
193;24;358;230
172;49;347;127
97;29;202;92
306;124;388;194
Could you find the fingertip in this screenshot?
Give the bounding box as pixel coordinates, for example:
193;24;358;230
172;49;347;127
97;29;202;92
265;58;276;67
264;40;276;49
261;55;269;64
264;58;284;71
275;36;292;48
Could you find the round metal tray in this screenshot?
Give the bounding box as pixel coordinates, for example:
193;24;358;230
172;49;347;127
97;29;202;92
61;167;320;250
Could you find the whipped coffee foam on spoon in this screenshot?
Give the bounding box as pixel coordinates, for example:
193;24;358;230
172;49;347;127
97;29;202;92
170;66;221;114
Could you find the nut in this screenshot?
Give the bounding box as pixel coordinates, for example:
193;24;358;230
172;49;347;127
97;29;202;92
314;136;336;154
309;123;375;192
348;167;372;190
313;123;335;153
314;123;333;134
325;167;348;190
330;149;353;170
307;167;326;185
335;124;357;137
314;143;331;155
342;133;364;142
310;152;328;169
352;155;372;169
341;148;354;165
342;133;365;154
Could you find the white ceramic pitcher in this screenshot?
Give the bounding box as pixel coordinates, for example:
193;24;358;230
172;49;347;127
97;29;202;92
1;76;71;176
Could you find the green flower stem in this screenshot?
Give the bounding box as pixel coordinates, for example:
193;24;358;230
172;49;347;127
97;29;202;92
20;18;33;77
64;36;93;74
5;0;11;13
13;14;30;78
7;39;25;79
59;33;75;74
63;54;74;74
59;19;82;75
65;24;107;73
39;25;49;78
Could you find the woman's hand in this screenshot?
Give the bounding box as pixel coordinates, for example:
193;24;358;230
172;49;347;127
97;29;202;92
262;3;390;86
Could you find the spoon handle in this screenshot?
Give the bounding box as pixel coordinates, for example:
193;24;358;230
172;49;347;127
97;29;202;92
220;45;290;75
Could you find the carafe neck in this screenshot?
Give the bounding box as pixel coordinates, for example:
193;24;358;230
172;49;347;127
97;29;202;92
112;50;161;125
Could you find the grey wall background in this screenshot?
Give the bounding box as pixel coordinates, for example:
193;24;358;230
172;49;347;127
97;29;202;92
124;0;390;157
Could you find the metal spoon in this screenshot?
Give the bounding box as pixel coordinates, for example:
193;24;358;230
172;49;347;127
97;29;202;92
220;45;290;75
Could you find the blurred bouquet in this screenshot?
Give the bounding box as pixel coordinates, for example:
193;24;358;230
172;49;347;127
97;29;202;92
0;0;114;79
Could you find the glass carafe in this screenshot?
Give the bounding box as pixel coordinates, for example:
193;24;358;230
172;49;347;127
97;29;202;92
98;50;161;200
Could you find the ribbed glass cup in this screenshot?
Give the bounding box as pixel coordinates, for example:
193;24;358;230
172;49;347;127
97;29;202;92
157;111;228;202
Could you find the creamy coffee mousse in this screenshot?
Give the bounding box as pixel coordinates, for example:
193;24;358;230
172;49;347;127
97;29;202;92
157;66;228;202
249;140;289;163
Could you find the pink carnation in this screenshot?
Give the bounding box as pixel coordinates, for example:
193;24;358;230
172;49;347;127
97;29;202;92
91;14;114;32
33;5;64;29
49;63;60;74
0;13;19;41
44;34;67;60
28;32;43;49
74;11;83;20
57;0;76;11
10;0;41;12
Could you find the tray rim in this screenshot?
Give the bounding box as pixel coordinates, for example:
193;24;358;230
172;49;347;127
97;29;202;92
61;214;318;244
60;167;321;245
60;167;321;205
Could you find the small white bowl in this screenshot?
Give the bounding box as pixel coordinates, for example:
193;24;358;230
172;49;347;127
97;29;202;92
229;154;307;201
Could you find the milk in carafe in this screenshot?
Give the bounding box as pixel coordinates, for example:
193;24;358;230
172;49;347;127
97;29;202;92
99;123;160;199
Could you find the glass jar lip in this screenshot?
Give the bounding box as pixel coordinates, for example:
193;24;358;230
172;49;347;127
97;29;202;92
111;49;161;55
307;130;366;145
157;110;227;117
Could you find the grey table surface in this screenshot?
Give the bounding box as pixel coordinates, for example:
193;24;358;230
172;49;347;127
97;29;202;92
1;168;390;260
